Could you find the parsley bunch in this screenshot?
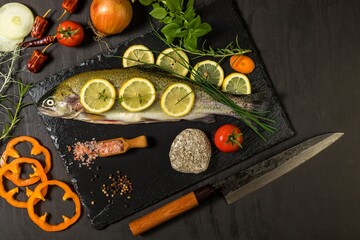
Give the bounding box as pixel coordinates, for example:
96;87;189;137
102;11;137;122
139;0;212;51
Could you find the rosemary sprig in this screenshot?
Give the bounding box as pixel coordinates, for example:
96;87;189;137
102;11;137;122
0;48;31;141
0;81;31;141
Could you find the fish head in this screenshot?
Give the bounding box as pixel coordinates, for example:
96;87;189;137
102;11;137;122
37;85;83;119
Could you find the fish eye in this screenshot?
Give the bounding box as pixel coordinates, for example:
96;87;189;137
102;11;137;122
43;98;55;107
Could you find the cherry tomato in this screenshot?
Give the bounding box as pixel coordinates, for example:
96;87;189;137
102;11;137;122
214;124;243;152
56;20;84;47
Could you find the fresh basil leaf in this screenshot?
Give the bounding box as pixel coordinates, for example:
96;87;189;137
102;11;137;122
161;23;180;36
166;0;182;14
150;7;168;20
164;34;175;44
184;33;197;51
186;0;194;10
187;15;201;29
192;23;212;37
163;16;173;24
139;0;154;6
184;7;195;21
172;16;184;25
173;29;189;38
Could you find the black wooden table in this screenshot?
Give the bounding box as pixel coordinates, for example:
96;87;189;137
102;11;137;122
0;0;359;239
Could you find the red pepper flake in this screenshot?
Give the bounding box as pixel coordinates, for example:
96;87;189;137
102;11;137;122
97;140;125;157
72;140;99;166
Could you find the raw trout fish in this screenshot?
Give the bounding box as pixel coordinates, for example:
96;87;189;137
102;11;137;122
37;65;269;124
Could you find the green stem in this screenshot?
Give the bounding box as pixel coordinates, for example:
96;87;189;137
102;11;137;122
0;82;31;141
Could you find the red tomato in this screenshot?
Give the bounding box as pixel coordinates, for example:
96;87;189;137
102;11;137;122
56;21;84;47
214;124;243;152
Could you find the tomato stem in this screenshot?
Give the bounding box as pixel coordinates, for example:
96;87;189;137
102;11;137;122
57;26;79;39
226;129;243;148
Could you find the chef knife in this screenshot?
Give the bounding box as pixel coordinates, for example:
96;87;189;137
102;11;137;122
128;132;343;236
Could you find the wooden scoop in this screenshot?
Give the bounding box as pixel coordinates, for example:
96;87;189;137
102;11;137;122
96;135;148;157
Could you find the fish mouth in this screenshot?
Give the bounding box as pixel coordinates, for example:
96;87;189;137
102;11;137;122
37;106;81;119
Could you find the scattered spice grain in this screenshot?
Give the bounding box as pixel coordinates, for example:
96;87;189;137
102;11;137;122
101;171;133;199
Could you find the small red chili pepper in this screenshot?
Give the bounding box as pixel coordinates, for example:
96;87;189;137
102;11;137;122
27;43;53;73
20;35;56;48
31;9;52;39
57;0;79;21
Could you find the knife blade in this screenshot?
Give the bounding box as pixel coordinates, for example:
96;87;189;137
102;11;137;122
128;132;343;236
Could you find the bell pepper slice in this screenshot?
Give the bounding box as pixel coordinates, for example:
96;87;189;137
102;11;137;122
1;136;51;186
27;180;81;232
0;158;48;208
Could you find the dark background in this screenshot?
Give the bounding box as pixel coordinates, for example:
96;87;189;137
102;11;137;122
0;0;359;239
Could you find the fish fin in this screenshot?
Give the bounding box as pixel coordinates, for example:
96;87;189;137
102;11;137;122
193;115;216;123
75;112;125;124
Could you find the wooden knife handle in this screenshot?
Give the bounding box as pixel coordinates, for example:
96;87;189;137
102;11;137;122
128;185;214;236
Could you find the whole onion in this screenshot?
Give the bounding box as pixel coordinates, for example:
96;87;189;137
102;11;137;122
90;0;133;37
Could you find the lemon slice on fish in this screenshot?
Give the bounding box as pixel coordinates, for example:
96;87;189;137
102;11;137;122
156;48;189;77
221;73;251;95
190;60;224;87
160;83;195;117
122;44;155;67
80;78;116;113
119;77;156;112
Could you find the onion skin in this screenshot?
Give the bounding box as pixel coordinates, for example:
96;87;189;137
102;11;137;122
90;0;133;36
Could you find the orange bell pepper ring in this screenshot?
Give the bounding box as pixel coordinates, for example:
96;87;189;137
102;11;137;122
1;136;51;186
0;158;48;208
27;180;81;232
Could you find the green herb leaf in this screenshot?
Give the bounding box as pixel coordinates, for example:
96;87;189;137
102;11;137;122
141;0;212;51
166;0;182;14
161;23;181;36
150;7;168;20
186;0;194;9
184;32;197;51
192;23;212;37
184;7;196;21
163;16;173;24
187;15;201;29
173;29;188;38
164;34;175;44
139;0;154;6
172;16;184;25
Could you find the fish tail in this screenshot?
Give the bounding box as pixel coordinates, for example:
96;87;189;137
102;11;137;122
232;91;272;114
227;91;275;134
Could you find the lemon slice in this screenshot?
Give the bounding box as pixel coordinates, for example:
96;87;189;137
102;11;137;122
160;83;195;117
221;73;251;95
156;48;189;77
122;44;155;67
190;60;224;87
119;77;156;112
80;78;116;113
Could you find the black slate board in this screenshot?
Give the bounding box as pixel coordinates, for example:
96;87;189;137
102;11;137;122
29;0;293;229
